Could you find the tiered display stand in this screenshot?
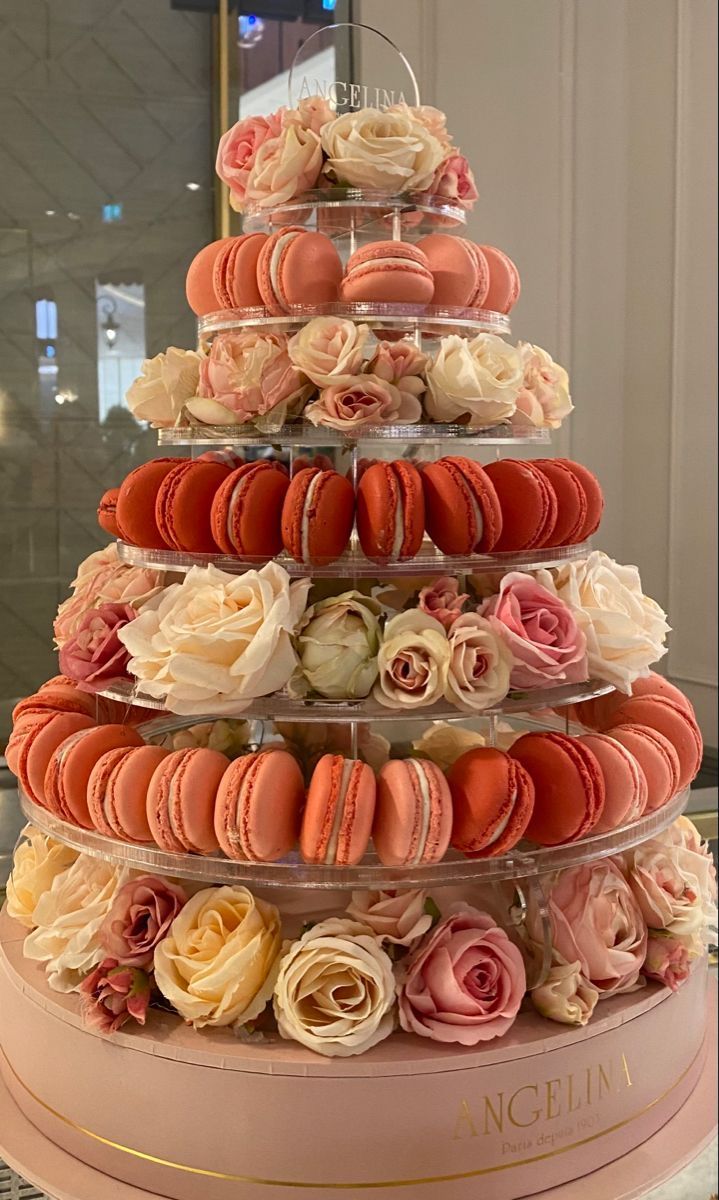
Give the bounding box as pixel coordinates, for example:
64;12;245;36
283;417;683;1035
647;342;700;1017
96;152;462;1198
1;30;715;1200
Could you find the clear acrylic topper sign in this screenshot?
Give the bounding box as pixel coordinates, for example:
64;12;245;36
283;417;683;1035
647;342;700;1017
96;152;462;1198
288;22;421;114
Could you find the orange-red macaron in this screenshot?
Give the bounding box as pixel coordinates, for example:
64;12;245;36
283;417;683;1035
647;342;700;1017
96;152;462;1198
509;732;605;845
281;467;355;565
578;732;648;831
447;747;535;858
483;459;558;551
44;724;144;829
604;696;702;793
212;233;267;309
552;459;604;541
607;724;680;813
97;488;122;539
477;245;521;314
185;237;235;316
116;458;185;550
416;235;490;308
210;460;289;559
156;459;231;553
533;460;588;547
356;460;425;562
87;744;170;842
15;712;96;809
421;456;503;555
300;754;376;866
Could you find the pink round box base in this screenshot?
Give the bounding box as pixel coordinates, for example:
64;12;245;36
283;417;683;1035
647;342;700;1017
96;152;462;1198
0;910;714;1200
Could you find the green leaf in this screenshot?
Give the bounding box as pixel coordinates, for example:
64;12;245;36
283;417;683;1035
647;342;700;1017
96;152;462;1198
423;896;442;925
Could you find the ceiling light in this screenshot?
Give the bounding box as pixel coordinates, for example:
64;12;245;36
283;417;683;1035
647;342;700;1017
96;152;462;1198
238;14;264;48
186;181;202;191
67;212;81;221
54;389;78;406
45;209;56;216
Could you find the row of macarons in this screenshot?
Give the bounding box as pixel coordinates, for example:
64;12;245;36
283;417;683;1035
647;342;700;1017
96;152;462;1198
6;675;700;867
186;230;520;318
98;454;603;566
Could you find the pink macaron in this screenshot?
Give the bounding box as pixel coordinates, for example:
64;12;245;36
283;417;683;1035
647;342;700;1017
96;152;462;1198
604;696;702;793
257;226;343;315
87;744;171;842
15;712;96;808
341;241;435;306
373;758;453;866
575;673;696;731
608;724;680;813
185;237;236;316
146;748;228;855
300;754;376;866
214;750;305;862
578;733;648;832
44;725;144;829
477;245;521;313
416;235;490;308
212;233;267;309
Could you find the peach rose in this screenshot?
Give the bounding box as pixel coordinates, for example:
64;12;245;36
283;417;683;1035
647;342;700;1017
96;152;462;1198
397;906;526;1044
538;552;670;691
425;334;522;428
374;610;450;709
445;613;513;711
6;827;79;929
119;562;310;716
321;108;444;192
288;317;369;387
530;959;599;1026
125;347;204;428
284;95;334;137
245;123;323;210
642;931;697;991
366;339;428;407
304;375;421;431
58;602;136;692
511;342;573;430
526;860;647;998
215;110;284;212
624;832;717;944
480;572;588;689
418;576;468;630
190;331;311;429
346;890;434;947
54;545;165;648
100;875;188;968
426;153;478;212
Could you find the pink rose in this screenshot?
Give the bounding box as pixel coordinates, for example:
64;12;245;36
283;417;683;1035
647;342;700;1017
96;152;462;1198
79;958;151;1035
480;572;588;690
367;340;428;406
215;110;284;211
642;931;695;991
192;331;311;427
100;875;187;968
285;96;334;137
398;906;526;1044
418;576;469;630
245;123;323;210
426;153;478;211
54;547;164;649
511;343;573;431
304;375;421;431
527;860;647;998
58;603;136;692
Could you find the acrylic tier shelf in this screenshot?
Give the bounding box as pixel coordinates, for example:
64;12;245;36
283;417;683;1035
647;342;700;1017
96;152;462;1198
158;420;547;448
116;537;590;580
197;300;510;341
18;787;689;890
95;677;614;723
240;185;469;234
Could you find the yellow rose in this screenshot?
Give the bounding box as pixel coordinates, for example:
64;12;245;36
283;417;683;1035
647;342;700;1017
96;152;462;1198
6;826;79;929
153;886;282;1028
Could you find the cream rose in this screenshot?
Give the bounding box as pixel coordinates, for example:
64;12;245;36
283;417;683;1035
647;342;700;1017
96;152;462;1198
531;960;599;1026
23;856;127;992
292;591;382;699
119;562;311;716
346;890;434;947
321;108;444;192
273;918;395;1057
411;722;488;771
511;342;573;430
125;347;204;428
154;886;282;1028
6;827;79;929
374;610;450;710
625;834;717;944
425;334;522;428
288;317;370;387
444;613;513;711
169;719;251;757
538;552;670;691
388;103;454;153
246;123;323;210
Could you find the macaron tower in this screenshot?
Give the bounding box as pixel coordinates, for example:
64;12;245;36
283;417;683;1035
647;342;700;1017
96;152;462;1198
2;33;711;1200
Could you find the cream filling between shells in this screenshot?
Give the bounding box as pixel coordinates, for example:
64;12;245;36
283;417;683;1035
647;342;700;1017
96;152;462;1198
325;758;355;866
407;758;432;865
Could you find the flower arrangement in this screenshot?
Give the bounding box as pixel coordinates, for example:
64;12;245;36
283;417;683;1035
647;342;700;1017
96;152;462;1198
8;817;714;1054
126;319;572;434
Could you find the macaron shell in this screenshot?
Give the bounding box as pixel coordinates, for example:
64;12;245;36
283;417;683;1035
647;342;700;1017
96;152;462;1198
156;460;231;553
87;747;135;837
5;713;45;778
186;238;235;316
300;755;376;866
210;461;289;558
465;760;534;859
483;459;558;551
533;461;588;547
170;748;228;853
578;732;648;831
416;235;489;308
215;750;304;862
341;241;435;306
47;725;144;828
447;747;534;857
605;696;702;791
422;457;503;554
146;751;187;852
576;674;696;730
12;682;99;725
509;732;605;846
608;724;681;812
107;745;170;842
228;233;268;307
554;459;604;541
373;758;452;866
356;460;425;561
259;228;343;314
97;488;122;538
477;245;521;313
117;459;183;550
21;713;95;808
281;468;355;565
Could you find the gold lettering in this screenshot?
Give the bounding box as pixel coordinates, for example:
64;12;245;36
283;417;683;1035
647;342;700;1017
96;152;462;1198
567;1072;582;1114
598;1063;613;1099
621;1053;633;1088
508;1085;541;1129
452;1100;478;1141
545;1079;562;1121
585;1065;593;1106
483;1093;504;1135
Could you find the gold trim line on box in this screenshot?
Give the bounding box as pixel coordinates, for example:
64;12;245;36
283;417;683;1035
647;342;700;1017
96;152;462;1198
0;1042;704;1190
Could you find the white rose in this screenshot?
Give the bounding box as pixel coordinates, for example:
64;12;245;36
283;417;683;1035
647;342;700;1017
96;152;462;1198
292;591;382;699
119;562;311;716
531;960;599;1026
273;918;395;1057
511;342;573;430
346;890;434;947
425;334;522;428
126;347;203;428
538;552;670;691
321;109;444;192
6;827;79;929
374;610;450;710
169;719;251;757
23;855;127;992
444;614;513;711
154;886;282;1028
288;317;370;387
625;835;717;944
